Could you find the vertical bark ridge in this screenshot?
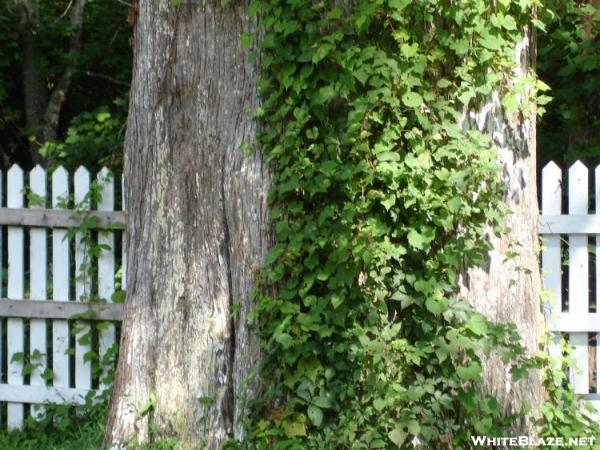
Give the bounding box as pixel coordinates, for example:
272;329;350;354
221;148;237;436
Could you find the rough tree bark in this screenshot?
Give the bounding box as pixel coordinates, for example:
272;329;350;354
105;1;269;448
461;24;545;439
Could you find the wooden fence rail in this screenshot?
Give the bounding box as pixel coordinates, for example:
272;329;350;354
0;164;124;429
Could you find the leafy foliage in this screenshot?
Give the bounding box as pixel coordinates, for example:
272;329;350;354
39;96;127;172
538;0;600;167
234;0;552;448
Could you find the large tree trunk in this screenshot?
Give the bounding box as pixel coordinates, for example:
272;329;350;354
461;25;545;439
104;1;268;448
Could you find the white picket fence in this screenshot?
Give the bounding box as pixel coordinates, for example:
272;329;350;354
0;160;598;429
0;164;124;429
541;160;600;411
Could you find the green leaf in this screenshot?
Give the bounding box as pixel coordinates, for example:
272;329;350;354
479;35;504;51
111;290;126;303
402;91;423;108
400;43;419;58
425;297;447;315
331;293;343;309
313;85;336;105
264;245;284;266
274;332;294;349
388;425;407;447
437;78;452;88
381;195;396;211
138;392;156;418
313;395;333;409
457;361;482;381
388;0;410;12
467;314;488;336
377;152;400;162
451;40;470;55
307;405;323;426
407;229;428;250
502;94;519;112
241;32;253;49
373;398;386;411
283;418;307;437
354;68;369;84
312;43;334;64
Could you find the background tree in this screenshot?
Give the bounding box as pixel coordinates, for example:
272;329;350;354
105;1;269;448
0;0;131;169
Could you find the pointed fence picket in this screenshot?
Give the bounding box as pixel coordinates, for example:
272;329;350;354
74;166;92;393
7;165;24;429
52;167;70;410
97;168;115;390
0;165;125;429
29;166;47;419
541;160;600;412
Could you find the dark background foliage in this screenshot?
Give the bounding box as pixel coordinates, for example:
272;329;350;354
0;0;131;171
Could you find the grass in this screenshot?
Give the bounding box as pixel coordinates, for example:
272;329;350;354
0;405;105;450
0;404;186;450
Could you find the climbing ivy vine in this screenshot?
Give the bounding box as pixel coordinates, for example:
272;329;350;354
228;0;598;449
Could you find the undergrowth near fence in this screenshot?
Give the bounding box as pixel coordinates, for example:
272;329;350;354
538;335;600;442
226;0;600;449
0;403;105;450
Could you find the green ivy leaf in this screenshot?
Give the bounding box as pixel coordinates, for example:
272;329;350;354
373;398;386;411
388;425;407;447
402;91;423;108
425;297;447;315
457;361;482;381
312;43;334;64
307;405;323;426
381;194;396;211
479;34;504;51
283;418;307;437
467;314;488;336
